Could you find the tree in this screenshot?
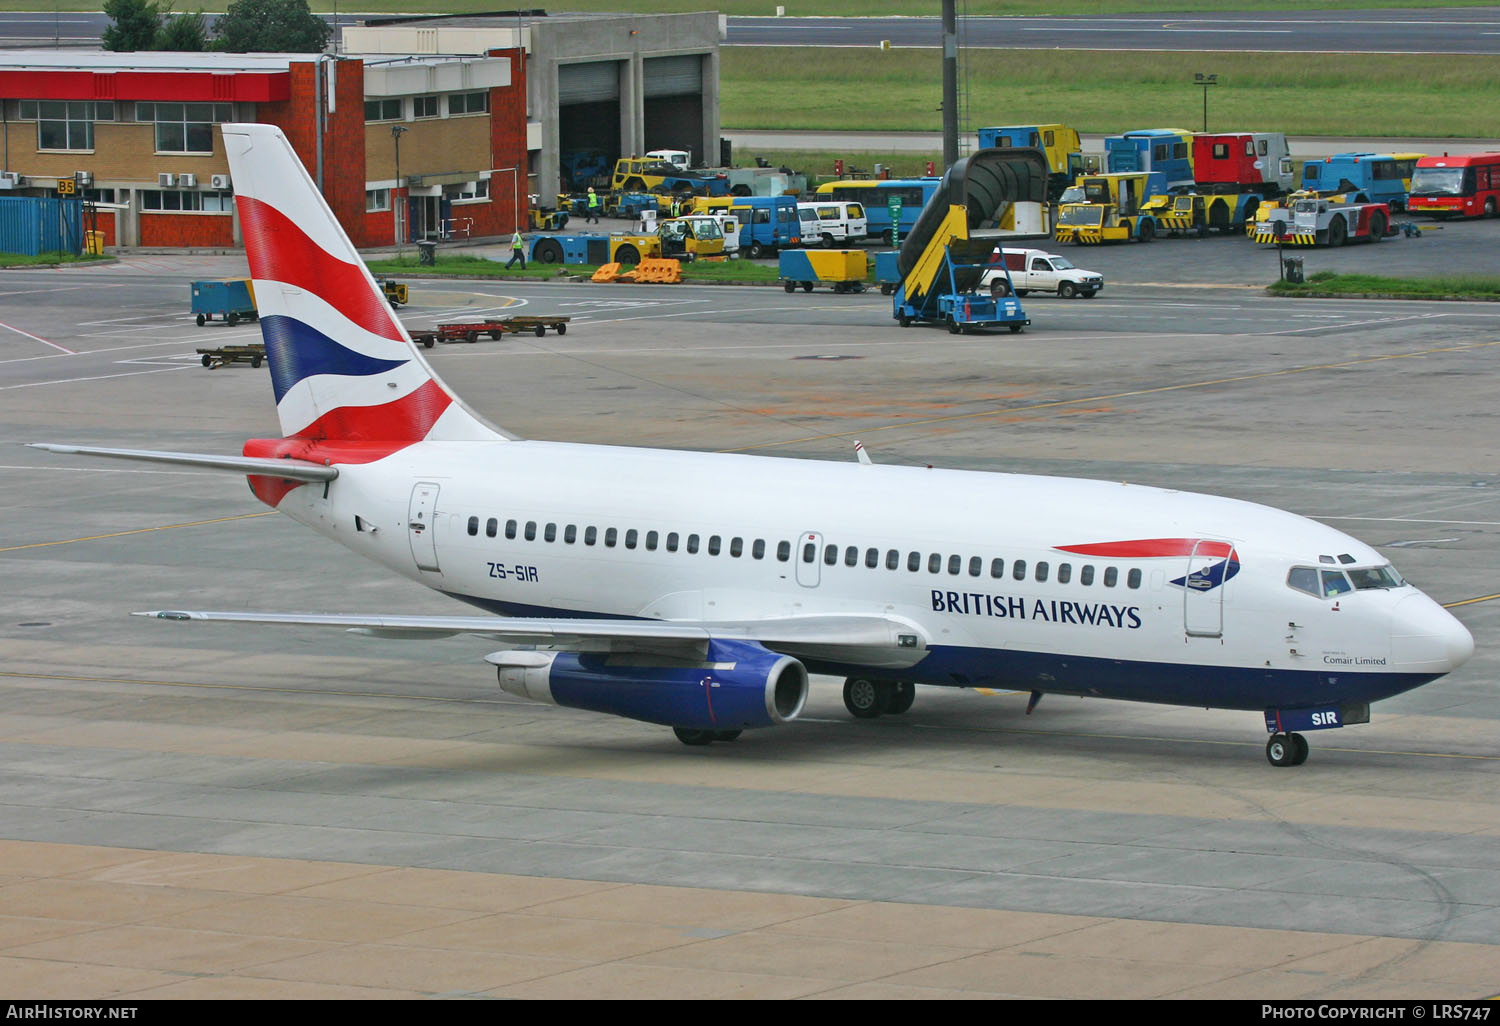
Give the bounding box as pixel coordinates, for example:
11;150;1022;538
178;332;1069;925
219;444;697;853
212;0;330;53
101;0;163;51
155;8;209;51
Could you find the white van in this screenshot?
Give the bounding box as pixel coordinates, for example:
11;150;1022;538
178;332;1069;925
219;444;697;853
982;247;1104;299
795;201;868;248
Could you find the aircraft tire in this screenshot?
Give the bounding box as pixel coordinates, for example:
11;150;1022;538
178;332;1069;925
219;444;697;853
844;677;890;719
1266;734;1299;767
674;727;717;746
886;681;916;714
1290;733;1309;765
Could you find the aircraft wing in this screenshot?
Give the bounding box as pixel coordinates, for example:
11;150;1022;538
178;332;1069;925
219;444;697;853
135;610;930;669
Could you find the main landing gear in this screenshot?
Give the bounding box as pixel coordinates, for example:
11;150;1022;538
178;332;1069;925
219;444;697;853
842;677;916;718
1265;732;1309;767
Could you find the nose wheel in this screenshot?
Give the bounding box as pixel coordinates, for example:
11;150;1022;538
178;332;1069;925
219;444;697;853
1266;732;1309;767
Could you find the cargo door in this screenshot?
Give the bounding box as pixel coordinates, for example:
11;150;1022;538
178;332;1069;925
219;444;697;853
408;481;442;573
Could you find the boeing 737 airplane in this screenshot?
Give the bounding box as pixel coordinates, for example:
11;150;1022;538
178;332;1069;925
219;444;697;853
34;125;1473;766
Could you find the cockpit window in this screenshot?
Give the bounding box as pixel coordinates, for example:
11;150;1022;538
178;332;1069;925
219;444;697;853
1287;567;1320;596
1321;570;1354;596
1348;565;1405;590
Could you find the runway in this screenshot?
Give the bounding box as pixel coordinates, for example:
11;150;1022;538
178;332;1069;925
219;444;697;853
1;254;1498;997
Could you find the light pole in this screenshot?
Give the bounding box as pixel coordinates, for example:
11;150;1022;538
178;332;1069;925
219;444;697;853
1194;73;1217;133
391;124;407;258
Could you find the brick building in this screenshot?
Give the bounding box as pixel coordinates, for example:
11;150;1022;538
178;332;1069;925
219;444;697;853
0;49;526;249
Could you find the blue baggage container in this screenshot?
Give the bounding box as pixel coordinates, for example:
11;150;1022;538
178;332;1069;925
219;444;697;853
191;279;258;327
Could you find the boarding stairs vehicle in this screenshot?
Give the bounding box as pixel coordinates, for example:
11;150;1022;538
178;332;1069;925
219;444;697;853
889;147;1052;333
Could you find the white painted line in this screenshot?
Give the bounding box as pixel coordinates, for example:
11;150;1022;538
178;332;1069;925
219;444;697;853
0;319;76;354
0;366;189;391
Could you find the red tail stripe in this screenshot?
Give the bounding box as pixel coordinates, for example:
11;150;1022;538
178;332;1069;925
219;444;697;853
291;378;453;444
236;195;404;342
1056;538;1236;559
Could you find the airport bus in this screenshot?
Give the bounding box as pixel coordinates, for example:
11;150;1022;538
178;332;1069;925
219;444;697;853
1406;152;1500;219
814;178;941;244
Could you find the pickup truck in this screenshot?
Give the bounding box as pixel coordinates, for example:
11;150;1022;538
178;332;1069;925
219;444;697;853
982;247;1103;299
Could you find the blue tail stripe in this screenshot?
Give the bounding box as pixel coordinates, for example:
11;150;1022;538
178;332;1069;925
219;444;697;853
259;314;409;402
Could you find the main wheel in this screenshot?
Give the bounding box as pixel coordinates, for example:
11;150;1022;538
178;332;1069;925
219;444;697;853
1059;281;1078;299
1290;733;1309;765
673;727;717;746
886;682;916;715
1266;734;1298;767
843;677;890;719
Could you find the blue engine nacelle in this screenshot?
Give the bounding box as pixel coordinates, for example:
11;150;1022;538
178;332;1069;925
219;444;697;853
490;639;809;731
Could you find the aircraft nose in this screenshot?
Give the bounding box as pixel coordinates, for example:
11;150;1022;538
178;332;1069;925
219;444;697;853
1391;593;1474;673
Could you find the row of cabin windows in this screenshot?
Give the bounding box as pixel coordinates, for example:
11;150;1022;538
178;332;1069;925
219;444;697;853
464;516;1143;589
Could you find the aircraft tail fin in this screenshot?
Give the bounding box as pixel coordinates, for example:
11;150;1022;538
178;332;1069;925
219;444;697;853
222;123;509;447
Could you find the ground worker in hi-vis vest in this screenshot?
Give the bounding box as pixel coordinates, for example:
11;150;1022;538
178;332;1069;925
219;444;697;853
506;229;525;269
587;187;600;223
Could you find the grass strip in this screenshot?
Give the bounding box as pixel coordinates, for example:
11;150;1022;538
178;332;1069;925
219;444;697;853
0;252;111;267
1268;271;1500;299
722;48;1500;139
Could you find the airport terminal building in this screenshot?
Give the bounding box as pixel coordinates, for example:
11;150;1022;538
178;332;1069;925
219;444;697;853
0;10;722;250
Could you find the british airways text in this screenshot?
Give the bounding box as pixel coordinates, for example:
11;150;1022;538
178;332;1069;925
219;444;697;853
932;591;1142;629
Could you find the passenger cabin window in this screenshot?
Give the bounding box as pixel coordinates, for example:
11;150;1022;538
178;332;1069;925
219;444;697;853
544;523;556;542
625;529;638;549
1012;560;1027;580
1103;567;1118;587
506;520;517;540
1035;561;1049;582
709;535;722;556
487;518;498;539
524;521;537;541
1057;563;1072;584
1127;568;1142;589
824;544;837;565
990;558;1004;578
777;541;791;562
467;516;478;536
1080;565;1095;586
928;553;941;574
585;526;597;545
605;528;617;548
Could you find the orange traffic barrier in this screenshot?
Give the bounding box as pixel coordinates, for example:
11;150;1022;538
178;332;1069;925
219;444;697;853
591;262;621;283
631;258;682;283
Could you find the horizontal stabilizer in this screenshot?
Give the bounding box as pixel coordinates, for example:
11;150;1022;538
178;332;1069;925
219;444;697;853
28;443;338;482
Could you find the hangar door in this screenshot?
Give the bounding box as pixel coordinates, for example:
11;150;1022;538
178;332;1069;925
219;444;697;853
558;61;622;191
644;55;705;162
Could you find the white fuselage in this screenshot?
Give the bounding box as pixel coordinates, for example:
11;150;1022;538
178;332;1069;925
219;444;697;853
268;438;1470;713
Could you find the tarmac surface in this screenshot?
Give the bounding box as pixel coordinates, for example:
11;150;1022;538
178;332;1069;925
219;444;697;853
1;242;1498;998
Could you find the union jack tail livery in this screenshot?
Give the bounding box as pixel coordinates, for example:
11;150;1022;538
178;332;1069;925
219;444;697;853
223;123;504;450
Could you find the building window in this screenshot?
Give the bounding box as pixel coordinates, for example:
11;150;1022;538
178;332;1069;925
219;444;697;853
449;91;489;115
364;98;402;122
413;95;439;119
137;102;231;154
141;190;233;212
22;100;113;151
366;188;391;212
443;179;489;203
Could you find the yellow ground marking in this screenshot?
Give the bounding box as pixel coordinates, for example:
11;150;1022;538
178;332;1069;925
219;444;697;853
723;340;1500;453
0;511;276;553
